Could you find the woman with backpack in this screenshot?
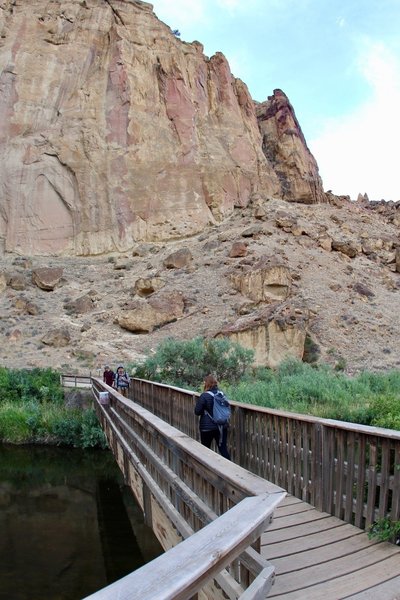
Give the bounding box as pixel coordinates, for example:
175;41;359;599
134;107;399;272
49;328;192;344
115;365;130;397
194;374;231;460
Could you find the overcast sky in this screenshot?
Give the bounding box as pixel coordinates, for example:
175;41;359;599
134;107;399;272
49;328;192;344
150;0;400;201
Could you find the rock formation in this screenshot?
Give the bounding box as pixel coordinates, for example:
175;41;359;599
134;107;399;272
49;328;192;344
0;0;323;257
256;89;325;204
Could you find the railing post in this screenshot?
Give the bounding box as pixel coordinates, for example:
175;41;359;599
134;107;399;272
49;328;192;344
313;422;324;511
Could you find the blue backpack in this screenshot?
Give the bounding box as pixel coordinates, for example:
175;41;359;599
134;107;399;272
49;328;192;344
206;390;231;426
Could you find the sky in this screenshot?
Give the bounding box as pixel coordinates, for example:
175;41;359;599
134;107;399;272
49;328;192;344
150;0;400;201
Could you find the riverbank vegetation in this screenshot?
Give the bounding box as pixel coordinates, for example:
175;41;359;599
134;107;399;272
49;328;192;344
0;367;107;447
131;337;400;430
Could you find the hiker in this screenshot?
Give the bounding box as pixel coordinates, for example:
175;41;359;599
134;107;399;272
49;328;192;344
194;374;231;460
103;365;115;388
115;366;130;397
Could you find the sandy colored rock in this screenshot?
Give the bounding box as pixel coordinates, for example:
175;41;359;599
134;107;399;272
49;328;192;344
118;290;184;333
163;248;193;269
134;277;165;297
230;257;292;303
32;267;63;291
41;328;71;347
218;302;309;368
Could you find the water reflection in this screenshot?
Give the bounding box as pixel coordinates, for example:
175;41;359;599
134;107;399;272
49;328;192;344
0;445;162;600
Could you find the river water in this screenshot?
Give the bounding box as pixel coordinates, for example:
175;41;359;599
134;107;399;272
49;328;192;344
0;445;163;600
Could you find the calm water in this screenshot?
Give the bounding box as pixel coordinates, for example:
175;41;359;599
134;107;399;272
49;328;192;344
0;445;163;600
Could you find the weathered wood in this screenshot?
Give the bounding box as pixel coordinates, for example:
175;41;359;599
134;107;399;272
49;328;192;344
261;493;400;599
92;381;286;599
83;494;281;600
239;566;276;600
268;554;400;599
129;377;400;528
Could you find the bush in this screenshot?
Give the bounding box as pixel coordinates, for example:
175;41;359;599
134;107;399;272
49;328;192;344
369;394;400;430
0;368;106;448
0;367;63;404
131;337;254;388
369;518;400;544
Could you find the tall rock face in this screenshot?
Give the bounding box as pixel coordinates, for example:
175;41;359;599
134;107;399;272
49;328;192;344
0;0;323;256
256;89;325;204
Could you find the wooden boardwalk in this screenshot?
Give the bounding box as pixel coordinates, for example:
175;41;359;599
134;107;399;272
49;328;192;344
262;495;400;599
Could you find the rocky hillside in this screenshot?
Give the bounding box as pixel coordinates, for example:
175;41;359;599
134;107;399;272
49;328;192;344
1;194;399;375
0;0;399;375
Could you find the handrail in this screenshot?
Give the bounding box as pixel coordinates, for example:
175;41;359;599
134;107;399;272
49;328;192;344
60;374;92;388
129;377;400;529
83;493;280;600
90;378;286;599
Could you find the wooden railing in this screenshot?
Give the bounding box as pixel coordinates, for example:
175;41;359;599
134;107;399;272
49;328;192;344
60;374;92;388
129;378;400;530
90;379;286;599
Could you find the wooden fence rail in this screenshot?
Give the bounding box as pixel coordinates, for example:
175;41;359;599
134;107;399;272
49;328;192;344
129;378;400;530
60;374;93;388
90;379;286;599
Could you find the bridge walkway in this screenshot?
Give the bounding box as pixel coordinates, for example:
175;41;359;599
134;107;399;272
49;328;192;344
65;375;400;599
262;494;400;599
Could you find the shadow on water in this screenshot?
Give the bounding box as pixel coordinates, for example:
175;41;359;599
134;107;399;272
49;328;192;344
0;445;162;600
96;479;145;581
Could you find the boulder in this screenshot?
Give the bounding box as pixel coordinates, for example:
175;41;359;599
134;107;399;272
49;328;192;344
230;256;291;303
64;293;95;315
229;242;248;258
331;240;359;258
41;328;71;347
7;274;26;290
117;290;185;333
32;267;63;290
134;277;165;297
163;248;193;269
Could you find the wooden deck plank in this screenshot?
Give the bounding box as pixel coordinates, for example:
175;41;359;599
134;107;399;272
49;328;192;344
267;534;380;573
261;516;344;544
345;575;400;599
262;494;400;599
275;495;304;508
263;526;363;558
266;508;332;530
267;554;400;599
268;545;400;597
273;502;315;518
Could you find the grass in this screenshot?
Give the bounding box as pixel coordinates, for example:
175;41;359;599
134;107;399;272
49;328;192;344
220;360;400;430
0;368;107;448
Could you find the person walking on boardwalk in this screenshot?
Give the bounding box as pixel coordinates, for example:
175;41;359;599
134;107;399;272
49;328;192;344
115;365;130;397
103;365;115;388
194;374;231;460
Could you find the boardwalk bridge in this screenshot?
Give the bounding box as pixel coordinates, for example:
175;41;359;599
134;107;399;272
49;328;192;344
61;375;400;599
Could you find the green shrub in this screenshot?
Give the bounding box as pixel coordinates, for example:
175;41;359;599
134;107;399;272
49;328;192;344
0;368;107;448
131;337;254;388
0;367;63;404
369;394;400;430
369;518;400;544
80;410;108;449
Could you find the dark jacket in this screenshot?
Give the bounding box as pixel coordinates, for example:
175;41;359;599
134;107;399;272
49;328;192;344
195;386;220;431
103;370;115;387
